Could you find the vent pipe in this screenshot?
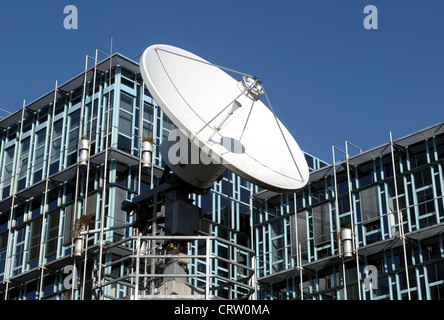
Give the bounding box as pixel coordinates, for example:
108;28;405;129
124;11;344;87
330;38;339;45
74;236;84;258
142;140;153;169
79;138;90;166
341;228;353;259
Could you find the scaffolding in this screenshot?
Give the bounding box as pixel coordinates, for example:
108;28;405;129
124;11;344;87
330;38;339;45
1;46;444;300
0;48;257;300
81;234;255;300
254;122;444;300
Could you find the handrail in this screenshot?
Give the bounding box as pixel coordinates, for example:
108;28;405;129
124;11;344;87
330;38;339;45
97;234;255;300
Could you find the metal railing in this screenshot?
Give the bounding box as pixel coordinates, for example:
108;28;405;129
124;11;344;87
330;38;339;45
99;235;255;300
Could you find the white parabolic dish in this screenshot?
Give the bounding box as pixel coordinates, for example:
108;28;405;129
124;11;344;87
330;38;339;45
140;44;309;193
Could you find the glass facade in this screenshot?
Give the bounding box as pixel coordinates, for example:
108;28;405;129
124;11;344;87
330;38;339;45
0;51;442;300
254;126;444;300
0;52;268;300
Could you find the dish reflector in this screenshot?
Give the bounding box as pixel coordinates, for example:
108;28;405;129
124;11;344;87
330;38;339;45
140;44;309;192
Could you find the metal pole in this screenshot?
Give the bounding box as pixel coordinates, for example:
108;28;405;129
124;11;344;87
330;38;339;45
150;192;157;294
138;82;144;195
293;193;303;300
345;141;362;300
81;49;99;299
4;100;27;299
390;132;411;300
134;237;140;300
150;102;157;189
332;145;347;299
205;237;211;300
249;183;257;300
38;80;58;299
79;222;133;235
299;242;303;299
73;55;89;300
68;55;90;300
97;39;113;298
332;146;342;257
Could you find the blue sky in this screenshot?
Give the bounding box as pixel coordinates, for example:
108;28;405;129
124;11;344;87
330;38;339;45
0;0;443;163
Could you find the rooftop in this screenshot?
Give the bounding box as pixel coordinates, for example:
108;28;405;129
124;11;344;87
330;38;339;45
254;120;444;200
0;52;140;130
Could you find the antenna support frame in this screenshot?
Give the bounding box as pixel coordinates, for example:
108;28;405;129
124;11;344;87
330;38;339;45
238;75;264;101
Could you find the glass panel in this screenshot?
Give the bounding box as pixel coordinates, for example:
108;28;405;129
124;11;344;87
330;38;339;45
46;211;60;257
313;203;330;245
414;168;432;189
143;103;154;122
50;121;63;174
67;111;80;166
163;112;175;131
3;147;15;181
120;93;133;113
119;111;132;135
19;137;30;188
28;217;42;262
34;130;47;176
21;138;30;156
360;186;379;222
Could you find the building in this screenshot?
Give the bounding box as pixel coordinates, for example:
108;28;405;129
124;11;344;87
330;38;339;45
254;122;444;300
0;50;442;300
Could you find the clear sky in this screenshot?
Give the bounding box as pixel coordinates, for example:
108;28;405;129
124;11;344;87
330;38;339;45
0;0;443;163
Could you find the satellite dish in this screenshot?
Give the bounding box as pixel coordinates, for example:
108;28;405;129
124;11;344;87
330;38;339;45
140;44;309;193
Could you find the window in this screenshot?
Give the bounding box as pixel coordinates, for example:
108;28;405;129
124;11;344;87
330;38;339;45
337;178;349;195
55;97;66;116
163;112;175;131
0;212;8;252
417;187;435;217
118;93;134;154
119;111;132;134
313;203;330;245
114;188;127;236
409;142;428;169
142;103;154;138
63;204;75;246
310;181;326;205
291;212;308;254
46;211;60;257
28;217;42;262
2;146;15;198
414;168;432;189
120;93;133;113
357;162;373;188
121;68;135;88
219;197;231;228
50;121;63;175
0;232;8;252
33;130;47;183
71;88;83;106
47;188;59;212
304;154;314;170
30;196;42;219
85;100;98;154
67;111;80;166
13;227;26;274
360;186;380;222
37;105;49;125
18;138;30;190
436;135;444;160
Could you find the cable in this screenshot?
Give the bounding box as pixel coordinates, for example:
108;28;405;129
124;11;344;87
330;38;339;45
261;85;305;183
156;47;253;79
